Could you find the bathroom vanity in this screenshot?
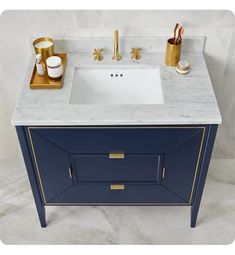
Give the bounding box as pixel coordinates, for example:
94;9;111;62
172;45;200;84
12;37;222;227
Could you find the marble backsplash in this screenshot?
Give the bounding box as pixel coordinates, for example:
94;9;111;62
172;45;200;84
30;37;205;54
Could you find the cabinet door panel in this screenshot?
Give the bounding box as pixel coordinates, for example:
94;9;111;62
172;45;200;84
162;131;203;202
29;130;73;202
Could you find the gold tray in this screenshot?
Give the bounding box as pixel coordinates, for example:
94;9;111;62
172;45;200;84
29;53;67;89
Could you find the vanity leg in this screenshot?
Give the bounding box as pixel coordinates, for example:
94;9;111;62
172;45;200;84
16;126;47;228
190;125;218;227
37;205;47;228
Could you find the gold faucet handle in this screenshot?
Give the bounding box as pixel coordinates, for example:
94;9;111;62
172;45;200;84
93;48;104;61
131;48;141;60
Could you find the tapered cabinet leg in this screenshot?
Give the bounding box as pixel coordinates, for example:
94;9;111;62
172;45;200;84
36;204;47;227
16;126;47;228
191;203;198;227
190;125;218;228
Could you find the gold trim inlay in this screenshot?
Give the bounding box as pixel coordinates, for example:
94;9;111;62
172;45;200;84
46;202;190;206
189;127;205;204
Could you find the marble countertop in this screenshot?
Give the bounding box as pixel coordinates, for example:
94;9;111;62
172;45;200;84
11;38;222;126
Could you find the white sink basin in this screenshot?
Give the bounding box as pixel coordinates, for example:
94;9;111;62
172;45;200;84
70;65;164;105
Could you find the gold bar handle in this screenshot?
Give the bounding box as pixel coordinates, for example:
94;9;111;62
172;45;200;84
162;167;166;178
110;184;125;190
109;152;125;159
68;167;72;179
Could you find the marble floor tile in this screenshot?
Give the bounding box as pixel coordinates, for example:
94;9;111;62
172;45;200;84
0;159;234;244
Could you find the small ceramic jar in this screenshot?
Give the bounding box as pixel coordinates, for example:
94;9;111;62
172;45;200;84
46;56;63;79
176;59;190;74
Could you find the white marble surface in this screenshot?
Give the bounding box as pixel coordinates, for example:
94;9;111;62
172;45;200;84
11;37;221;126
1;158;234;244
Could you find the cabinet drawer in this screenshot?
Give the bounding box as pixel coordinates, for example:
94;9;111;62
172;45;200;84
49;183;187;204
28;127;204;154
71;154;163;183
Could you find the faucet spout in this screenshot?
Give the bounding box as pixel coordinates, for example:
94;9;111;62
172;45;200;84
112;30;122;61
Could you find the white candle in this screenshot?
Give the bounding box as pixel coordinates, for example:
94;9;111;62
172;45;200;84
34;40;53;49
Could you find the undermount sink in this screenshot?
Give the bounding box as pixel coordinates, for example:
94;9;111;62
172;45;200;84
70;65;164;105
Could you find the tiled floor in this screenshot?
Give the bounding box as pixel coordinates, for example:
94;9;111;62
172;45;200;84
0;159;234;244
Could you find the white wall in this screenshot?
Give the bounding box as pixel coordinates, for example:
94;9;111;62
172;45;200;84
0;10;234;160
214;24;235;158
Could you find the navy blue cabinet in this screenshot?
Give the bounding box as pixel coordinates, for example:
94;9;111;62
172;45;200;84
16;125;218;227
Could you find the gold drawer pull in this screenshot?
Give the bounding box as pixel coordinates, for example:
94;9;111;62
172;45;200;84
109;152;125;159
110;184;125;190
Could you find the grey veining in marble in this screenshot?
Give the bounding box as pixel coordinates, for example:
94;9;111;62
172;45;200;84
11;37;222;126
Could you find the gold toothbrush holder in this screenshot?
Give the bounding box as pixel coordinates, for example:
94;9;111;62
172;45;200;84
165;38;181;66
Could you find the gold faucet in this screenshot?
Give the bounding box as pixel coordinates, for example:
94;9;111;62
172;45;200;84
131;48;141;61
93;48;104;61
112;30;122;61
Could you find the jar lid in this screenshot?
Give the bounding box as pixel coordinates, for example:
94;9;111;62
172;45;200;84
46;56;62;68
177;60;190;71
176;67;190;75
